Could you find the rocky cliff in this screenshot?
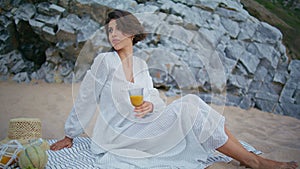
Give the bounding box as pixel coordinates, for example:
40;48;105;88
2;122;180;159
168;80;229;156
0;0;299;119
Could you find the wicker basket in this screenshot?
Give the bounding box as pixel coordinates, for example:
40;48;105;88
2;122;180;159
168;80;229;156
7;118;42;140
0;118;46;168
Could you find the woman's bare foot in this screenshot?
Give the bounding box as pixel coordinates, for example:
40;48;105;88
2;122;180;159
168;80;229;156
247;154;298;169
217;128;298;169
258;158;298;169
50;136;73;151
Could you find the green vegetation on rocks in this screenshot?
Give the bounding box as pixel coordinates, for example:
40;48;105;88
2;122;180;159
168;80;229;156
241;0;300;60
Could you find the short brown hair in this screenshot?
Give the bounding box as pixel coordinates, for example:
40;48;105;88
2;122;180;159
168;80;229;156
105;9;147;46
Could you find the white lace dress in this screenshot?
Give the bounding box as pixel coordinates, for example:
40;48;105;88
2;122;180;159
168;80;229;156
64;51;228;169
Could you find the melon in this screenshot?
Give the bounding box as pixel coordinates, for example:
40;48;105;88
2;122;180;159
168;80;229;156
18;145;48;169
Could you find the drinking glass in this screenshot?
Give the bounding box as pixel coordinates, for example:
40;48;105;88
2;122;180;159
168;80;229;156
128;88;144;107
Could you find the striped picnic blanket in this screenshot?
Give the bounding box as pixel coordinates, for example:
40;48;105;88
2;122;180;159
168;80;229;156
9;137;262;169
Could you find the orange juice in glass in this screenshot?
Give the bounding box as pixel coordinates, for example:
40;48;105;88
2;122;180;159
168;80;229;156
128;88;144;106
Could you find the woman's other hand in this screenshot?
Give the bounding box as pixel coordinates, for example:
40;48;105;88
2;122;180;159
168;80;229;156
50;136;73;151
134;101;153;118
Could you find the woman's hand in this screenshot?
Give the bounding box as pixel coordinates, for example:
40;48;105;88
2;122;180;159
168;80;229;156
134;101;153;118
50;136;73;151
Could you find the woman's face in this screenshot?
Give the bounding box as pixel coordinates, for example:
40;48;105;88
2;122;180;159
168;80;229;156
108;19;133;51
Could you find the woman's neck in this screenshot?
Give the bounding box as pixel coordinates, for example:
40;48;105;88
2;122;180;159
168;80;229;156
117;47;133;61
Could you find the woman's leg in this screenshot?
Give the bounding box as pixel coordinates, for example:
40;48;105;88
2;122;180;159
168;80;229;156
216;127;298;169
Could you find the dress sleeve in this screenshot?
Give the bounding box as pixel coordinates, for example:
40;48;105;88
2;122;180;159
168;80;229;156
64;55;109;138
142;62;166;114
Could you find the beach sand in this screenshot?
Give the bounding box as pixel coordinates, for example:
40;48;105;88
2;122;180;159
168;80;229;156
0;80;299;168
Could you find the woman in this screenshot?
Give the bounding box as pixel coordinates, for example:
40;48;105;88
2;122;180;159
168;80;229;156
50;9;298;169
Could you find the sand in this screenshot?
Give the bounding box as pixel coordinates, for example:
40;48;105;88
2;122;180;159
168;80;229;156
0;80;299;169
